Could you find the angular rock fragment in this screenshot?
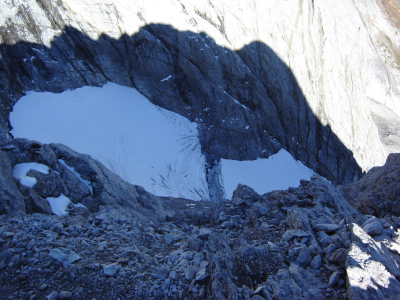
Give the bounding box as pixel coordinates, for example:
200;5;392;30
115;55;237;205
48;248;81;267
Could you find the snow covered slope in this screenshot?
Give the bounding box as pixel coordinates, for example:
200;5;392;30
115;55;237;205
10;83;209;200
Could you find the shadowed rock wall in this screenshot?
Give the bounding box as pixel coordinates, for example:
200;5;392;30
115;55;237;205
0;24;362;186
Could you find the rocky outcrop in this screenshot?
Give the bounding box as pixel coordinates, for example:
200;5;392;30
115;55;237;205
339;153;400;217
3;0;400;186
0;138;174;224
0;149;25;214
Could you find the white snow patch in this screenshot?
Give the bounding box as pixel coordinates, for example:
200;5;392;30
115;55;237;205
58;159;93;194
13;162;49;187
10;83;209;200
46;194;71;216
161;75;172;82
221;149;314;199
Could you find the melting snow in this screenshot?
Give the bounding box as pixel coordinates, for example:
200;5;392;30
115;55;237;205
13;162;49;187
46;194;71;216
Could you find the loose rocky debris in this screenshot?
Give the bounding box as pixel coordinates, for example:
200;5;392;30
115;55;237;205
1;140;400;299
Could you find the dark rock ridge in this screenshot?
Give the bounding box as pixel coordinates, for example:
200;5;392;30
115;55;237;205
0;22;362;186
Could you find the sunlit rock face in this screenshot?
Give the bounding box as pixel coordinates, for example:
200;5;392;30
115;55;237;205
1;0;399;184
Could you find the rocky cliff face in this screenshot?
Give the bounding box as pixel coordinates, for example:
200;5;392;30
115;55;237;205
1;0;399;186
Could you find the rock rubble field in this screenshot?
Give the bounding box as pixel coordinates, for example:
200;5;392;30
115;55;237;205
1;139;400;299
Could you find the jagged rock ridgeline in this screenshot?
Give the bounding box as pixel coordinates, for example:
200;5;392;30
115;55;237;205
2;0;400;184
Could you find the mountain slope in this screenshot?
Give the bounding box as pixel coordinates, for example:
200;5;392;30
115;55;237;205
2;0;399;186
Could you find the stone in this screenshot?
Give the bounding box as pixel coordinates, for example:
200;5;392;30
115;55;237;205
169;271;179;281
193;252;204;266
28;169;59;198
328;272;339;287
310;255;322;269
197;228;211;240
56;162;90;204
58;291;73;300
152;267;169;280
103;263;119;276
195;267;208;281
19;186;52;215
48;248;81;267
164;233;181;244
267;269;302;299
38;145;57;168
296;246;312;266
282;229;311;241
45;292;58;300
232;184;262;206
312;223;340;232
363;221;383;235
184;265;195;281
329;248;348;268
0;250;13;263
288;265;328;298
286;207;312;232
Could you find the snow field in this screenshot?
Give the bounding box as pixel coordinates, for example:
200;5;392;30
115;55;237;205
220;149;314;198
10;83;314;205
10;83;209;200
